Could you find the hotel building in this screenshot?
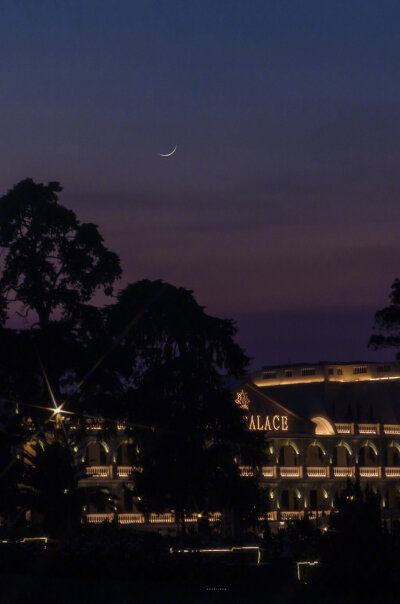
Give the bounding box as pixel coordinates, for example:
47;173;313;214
67;361;400;529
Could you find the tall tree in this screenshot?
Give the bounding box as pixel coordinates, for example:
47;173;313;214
105;280;268;534
0;178;121;328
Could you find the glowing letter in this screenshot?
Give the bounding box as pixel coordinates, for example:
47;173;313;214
264;416;271;430
257;415;262;430
272;415;280;430
281;416;288;431
249;415;256;430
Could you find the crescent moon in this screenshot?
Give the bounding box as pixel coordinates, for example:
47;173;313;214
158;144;177;157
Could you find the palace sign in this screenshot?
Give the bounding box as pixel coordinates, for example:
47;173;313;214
247;414;289;432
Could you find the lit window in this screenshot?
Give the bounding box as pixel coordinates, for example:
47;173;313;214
353;367;367;375
301;368;315;376
263;371;277;379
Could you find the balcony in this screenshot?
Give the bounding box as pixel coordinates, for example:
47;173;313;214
280;511;304;520
384;424;400;435
239;466;279;478
118;513;145;524
279;467;303;478
85;512;222;526
359;467;381;478
306;467;330;478
117;466;133;478
358;423;379;435
258;511;278;521
335;423;353;434
149;513;174;523
86;466;112;478
333;467;355;478
262;466;277;478
86;513;113;523
385;467;400;478
239;466;254;477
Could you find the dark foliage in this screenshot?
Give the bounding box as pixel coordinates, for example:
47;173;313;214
369;278;400;354
105;281;268;533
317;479;393;594
0;178;121;328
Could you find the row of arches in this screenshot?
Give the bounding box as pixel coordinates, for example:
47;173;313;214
278;487;330;511
274;485;400;511
82;438;400;468
277;440;400;467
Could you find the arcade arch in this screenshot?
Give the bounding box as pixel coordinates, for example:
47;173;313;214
85;441;108;466
305;441;326;466
333;441;352;466
358;441;378;467
278;441;299;466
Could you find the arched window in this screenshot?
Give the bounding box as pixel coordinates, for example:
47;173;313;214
86;441;107;466
306;442;325;467
386;443;400;467
117;442;135;465
278;442;299;466
359;443;377;467
333;442;351;466
309;488;329;510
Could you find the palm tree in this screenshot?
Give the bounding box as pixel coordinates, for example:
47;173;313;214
19;439;86;536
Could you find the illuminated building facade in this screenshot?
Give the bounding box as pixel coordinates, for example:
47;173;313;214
76;361;400;529
239;361;400;526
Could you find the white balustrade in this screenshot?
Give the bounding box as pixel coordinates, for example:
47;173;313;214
335;423;353;434
117;466;133;478
118;514;145;524
262;466;277;478
149;513;174;523
258;512;278;521
239;466;254;477
280;511;303;520
306;467;329;478
358;423;379;434
384;424;400;435
279;467;302;478
385;467;400;477
86;513;113;523
333;467;355;478
86;466;112;478
209;513;221;522
359;467;380;478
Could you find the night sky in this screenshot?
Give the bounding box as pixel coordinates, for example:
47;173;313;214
1;1;400;368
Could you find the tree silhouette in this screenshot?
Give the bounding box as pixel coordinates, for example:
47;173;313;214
369;278;400;354
105;280;267;535
19;439;85;536
319;479;392;595
0;178;121;328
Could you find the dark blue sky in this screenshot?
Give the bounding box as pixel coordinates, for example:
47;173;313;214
1;1;399;367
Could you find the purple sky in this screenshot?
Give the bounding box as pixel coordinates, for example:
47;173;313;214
1;1;400;368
